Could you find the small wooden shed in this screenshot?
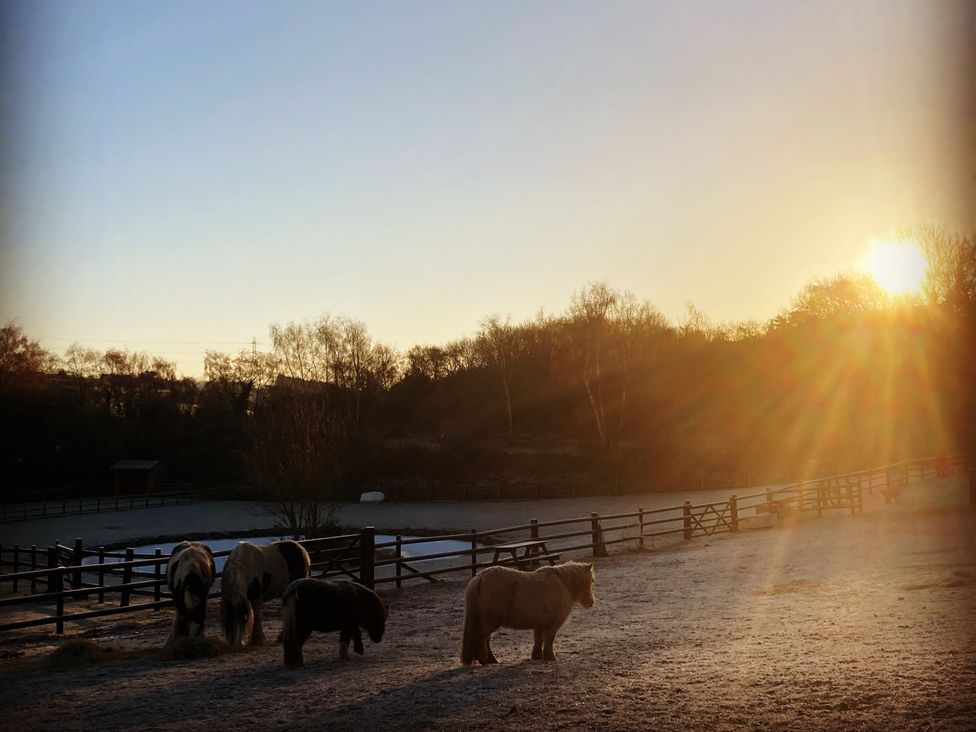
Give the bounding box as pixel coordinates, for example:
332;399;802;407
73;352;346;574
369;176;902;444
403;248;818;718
110;460;165;495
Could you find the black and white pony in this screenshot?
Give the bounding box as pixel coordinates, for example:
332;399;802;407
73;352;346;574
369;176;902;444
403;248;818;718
281;578;387;666
221;540;310;647
166;541;216;641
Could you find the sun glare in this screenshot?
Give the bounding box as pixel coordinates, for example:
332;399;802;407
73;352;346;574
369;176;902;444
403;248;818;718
864;240;928;296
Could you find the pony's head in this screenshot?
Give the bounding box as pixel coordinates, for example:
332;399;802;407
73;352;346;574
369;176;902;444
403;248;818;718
575;562;597;608
552;561;596;608
221;594;253;647
365;594;388;643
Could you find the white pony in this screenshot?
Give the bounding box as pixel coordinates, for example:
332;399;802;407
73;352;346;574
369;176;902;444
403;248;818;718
221;540;310;647
460;561;596;664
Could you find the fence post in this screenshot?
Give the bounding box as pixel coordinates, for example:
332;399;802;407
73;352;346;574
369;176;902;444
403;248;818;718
12;545;19;592
72;538;83;591
359;527;375;590
969;469;975;511
97;547;106;603
816;484;823;518
47;547;64;634
530;518;539;540
798;485;805;513
848;480;856;515
30;545;37;593
120;547;134;607
683;502;693;540
730;496;739;532
470;530;478;577
395;535;402;589
590;513;608;557
56;574;65;635
638;508;645;548
46;546;57;592
154;548;162;609
857;477;864;515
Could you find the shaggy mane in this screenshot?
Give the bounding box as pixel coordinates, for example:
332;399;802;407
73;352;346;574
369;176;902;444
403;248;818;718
552;561;594;600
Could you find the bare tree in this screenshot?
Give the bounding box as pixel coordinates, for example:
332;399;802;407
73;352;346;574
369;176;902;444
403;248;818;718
62;343;102;378
0;323;53;389
608;293;670;436
567;283;618;447
908;224;976;315
244;387;341;535
476;315;520;443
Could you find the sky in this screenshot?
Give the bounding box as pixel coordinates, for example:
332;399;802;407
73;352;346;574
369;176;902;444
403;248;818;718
1;0;973;377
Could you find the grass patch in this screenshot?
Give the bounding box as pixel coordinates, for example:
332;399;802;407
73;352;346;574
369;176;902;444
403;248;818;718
164;636;227;660
46;639;121;669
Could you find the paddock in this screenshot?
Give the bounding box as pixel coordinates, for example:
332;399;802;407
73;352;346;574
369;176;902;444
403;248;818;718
0;479;973;731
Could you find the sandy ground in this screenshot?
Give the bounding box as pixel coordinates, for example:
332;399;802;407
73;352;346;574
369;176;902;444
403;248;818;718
0;475;974;731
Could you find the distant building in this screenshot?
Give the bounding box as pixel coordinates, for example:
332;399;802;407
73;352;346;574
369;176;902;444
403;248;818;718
110;460;165;495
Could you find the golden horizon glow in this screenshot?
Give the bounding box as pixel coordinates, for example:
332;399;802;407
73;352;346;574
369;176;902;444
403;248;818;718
864;239;928;296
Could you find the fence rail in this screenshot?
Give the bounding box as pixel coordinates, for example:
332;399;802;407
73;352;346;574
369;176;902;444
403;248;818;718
1;488;204;523
1;452;972;635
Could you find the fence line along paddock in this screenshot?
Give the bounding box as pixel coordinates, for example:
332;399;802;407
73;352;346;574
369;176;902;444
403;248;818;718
1;453;972;635
0;488;204;524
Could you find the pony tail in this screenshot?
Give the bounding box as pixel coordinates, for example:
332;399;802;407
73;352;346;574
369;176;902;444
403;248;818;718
281;586;301;666
460;576;481;665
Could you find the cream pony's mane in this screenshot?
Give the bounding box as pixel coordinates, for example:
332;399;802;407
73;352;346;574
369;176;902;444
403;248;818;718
552;561;594;600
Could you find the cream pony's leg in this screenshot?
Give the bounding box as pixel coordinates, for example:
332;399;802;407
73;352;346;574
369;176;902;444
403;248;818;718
483;634;499;664
542;627;558;662
532;628;544;660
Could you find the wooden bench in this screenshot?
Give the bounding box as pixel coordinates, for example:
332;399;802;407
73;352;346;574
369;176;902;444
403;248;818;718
491;540;561;571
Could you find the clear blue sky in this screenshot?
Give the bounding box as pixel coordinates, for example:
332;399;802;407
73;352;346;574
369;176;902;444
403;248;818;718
1;1;972;375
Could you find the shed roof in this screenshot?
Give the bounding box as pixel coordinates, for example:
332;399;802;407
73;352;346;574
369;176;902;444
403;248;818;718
110;460;162;471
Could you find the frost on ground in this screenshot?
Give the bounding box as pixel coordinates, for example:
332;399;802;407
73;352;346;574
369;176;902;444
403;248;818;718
1;487;974;731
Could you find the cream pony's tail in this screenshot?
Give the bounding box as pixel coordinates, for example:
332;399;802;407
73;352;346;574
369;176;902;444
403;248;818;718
460;575;482;665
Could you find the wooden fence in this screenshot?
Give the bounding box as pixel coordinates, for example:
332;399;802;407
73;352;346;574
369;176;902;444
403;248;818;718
1;488;203;523
0;452;971;635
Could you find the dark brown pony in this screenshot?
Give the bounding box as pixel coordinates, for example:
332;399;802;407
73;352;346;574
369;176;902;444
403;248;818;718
281;578;387;666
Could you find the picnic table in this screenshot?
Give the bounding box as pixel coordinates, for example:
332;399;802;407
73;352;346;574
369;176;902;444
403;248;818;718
490;539;561;570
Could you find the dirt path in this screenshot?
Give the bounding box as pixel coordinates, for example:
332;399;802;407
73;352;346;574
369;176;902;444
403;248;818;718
1;478;974;731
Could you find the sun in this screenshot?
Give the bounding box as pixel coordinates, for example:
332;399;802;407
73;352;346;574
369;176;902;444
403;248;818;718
863;239;928;296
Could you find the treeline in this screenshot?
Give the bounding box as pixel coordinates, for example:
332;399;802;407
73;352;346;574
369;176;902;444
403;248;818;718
1;226;973;505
